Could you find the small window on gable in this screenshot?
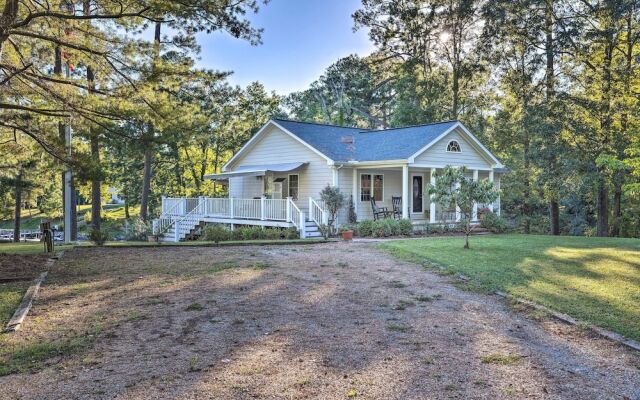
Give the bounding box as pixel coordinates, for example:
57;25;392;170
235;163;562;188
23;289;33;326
447;140;461;152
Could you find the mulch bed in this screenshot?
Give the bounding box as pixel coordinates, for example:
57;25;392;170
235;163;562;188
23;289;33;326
0;254;50;282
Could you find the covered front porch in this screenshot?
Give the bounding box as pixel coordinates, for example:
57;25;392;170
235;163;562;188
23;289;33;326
342;164;501;225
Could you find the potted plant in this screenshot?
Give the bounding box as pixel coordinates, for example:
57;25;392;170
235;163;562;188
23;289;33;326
339;225;354;241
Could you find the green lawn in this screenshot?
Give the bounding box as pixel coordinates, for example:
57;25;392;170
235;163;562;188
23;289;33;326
379;234;640;342
0;282;30;327
0;243;76;255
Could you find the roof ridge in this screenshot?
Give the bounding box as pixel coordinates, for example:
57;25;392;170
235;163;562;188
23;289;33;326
359;120;459;133
272;118;372;131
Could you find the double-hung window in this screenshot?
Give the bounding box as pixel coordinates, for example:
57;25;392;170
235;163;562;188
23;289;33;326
288;174;299;200
360;174;383;202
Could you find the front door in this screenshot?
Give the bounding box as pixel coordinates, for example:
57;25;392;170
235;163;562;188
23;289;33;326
272;182;283;199
412;175;423;213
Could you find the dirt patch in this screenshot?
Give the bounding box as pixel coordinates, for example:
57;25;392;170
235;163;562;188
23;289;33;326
0;254;49;281
0;243;638;399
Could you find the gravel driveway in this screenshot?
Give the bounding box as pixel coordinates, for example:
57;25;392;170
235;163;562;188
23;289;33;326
0;242;638;399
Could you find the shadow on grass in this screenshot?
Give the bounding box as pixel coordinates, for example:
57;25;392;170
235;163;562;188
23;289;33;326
378;235;640;342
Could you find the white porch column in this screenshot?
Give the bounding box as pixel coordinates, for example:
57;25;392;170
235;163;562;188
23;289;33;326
489;170;495;213
455;180;461;222
472;169;479;221
332;167;339;187
430;168;436;223
260;196;266;220
352;168;358;221
496;173;501;216
402;165;409;219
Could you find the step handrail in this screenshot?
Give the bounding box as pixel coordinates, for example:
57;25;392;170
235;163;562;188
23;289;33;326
171;198;207;241
155;198;206;239
288;198;306;238
308;197;328;227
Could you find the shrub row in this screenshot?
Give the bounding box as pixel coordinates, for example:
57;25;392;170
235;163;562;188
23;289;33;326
355;219;414;237
201;224;299;243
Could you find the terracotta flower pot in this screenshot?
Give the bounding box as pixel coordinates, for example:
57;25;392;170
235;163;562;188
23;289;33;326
341;230;353;241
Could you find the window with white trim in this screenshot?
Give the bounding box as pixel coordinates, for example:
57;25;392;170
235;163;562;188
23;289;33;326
447;140;461;152
288;174;299;200
360;174;383;202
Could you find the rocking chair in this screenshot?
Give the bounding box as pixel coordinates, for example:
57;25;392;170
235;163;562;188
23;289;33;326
370;198;392;220
391;196;402;219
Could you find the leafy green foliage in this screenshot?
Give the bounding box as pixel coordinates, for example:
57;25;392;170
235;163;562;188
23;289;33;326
355;219;413;237
319;185;345;236
200;225;298;243
429;167;499;248
480;213;509;233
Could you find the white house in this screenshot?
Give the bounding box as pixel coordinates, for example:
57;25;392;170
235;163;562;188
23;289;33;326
154;119;505;241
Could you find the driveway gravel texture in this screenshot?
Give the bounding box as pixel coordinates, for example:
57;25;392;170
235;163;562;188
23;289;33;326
0;242;638;399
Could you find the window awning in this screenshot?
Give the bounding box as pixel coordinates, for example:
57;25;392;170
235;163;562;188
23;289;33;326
204;162;307;181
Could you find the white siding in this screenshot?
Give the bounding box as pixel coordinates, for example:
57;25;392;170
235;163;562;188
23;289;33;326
413;129;493;168
227;125;333;211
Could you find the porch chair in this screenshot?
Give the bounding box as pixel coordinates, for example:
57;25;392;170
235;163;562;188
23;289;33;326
391;196;402;219
370;198;392;220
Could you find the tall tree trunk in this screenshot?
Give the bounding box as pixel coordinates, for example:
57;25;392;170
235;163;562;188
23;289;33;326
523;130;531;234
612;181;622;236
545;0;560;236
140;144;153;222
124;196;131;219
85;0;101;233
596;34;614;237
140;21;161;222
0;0;19;53
596;175;609;237
13;171;22;243
612;10;635;237
90;135;101;231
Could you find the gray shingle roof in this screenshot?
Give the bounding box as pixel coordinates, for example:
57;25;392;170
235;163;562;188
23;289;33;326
272;119;459;162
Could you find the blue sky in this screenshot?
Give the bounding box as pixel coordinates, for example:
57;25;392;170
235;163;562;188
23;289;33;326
195;0;375;96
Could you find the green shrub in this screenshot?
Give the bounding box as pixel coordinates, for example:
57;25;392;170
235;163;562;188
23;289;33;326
241;226;263;240
284;227;299;239
372;220;389;237
481;213;508;233
398;219;413;236
126;218;151;241
357;220;374;236
385;219;401;236
202;224;230;243
265;228;282;240
89;229;108;245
